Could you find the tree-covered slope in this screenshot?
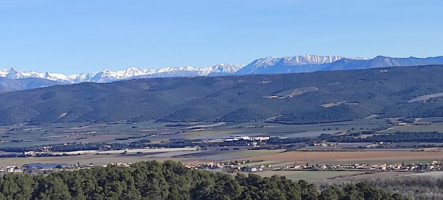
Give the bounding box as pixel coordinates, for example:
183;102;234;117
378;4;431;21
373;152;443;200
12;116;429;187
1;65;443;125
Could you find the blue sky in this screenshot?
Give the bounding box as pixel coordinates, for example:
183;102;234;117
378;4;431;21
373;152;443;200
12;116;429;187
1;0;442;74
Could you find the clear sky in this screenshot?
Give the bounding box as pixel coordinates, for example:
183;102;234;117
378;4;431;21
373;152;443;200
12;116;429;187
1;0;442;74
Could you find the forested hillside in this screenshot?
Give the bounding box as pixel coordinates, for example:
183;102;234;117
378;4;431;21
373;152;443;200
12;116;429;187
1;65;443;125
0;161;402;200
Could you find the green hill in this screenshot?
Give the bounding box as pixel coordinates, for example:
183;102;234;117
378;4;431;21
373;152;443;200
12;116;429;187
1;65;443;125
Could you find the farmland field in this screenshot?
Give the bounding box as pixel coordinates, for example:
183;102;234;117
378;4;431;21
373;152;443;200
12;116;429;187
0;117;442;170
243;150;443;163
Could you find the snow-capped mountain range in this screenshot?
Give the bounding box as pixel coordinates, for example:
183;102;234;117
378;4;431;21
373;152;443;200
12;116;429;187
2;55;443;88
249;55;346;68
0;64;244;84
236;55;354;74
0;55;353;84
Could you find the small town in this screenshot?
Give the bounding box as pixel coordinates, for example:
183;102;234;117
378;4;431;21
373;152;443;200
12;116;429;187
184;160;443;173
2;159;442;176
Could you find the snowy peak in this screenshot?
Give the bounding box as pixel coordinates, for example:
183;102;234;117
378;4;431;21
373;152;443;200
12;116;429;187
252;55;344;67
0;68;12;77
116;67;147;79
5;68;26;79
0;68;71;83
209;64;244;75
237;55;346;74
289;55;344;64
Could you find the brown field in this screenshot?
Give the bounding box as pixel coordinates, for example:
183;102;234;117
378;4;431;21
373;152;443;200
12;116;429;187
244;151;443;162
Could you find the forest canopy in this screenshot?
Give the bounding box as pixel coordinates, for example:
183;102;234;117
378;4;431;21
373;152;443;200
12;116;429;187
0;160;403;200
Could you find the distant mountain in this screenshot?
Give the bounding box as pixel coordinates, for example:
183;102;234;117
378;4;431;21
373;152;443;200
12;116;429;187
0;64;244;84
321;56;443;71
0;77;62;93
2;55;443;87
2;65;443;125
236;55;443;74
236;55;347;74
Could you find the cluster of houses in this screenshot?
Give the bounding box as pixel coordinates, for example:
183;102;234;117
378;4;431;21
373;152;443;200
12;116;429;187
224;136;270;142
284;161;443;171
0;162;135;174
1;159;442;175
184;160;443;173
184;160;263;173
0;163;72;174
204;136;270;143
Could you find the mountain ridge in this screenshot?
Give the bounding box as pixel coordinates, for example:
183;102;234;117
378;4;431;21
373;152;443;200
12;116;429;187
1;65;443;125
2;55;443;93
3;55;443;83
0;64;245;84
236;55;347;74
236;55;443;74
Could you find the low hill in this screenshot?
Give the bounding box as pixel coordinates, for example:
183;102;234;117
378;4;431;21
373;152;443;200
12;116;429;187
1;65;443;125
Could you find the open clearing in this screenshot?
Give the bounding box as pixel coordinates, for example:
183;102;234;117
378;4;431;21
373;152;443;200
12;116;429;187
244;151;443;163
252;171;365;181
315;171;417;184
408;92;443;102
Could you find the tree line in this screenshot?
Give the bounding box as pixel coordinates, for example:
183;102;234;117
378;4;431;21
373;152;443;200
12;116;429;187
0;160;403;200
318;131;443;143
